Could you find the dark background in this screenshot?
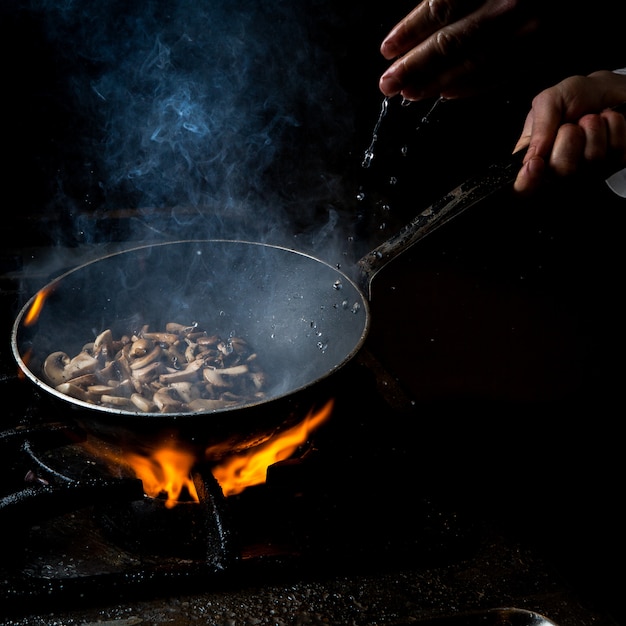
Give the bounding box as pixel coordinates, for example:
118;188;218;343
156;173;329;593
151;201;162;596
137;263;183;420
2;1;624;623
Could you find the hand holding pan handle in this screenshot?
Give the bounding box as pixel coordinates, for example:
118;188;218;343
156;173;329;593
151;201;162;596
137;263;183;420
358;101;626;299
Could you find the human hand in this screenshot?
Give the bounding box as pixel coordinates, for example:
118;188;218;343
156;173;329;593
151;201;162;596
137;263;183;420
512;71;626;196
379;0;556;101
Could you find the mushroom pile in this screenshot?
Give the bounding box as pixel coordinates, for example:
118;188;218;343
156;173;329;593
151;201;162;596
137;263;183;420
41;322;268;413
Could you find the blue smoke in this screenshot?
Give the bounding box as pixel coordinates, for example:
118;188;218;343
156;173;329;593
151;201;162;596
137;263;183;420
23;0;355;245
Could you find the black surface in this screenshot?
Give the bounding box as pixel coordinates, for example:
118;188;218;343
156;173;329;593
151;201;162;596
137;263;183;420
1;2;625;624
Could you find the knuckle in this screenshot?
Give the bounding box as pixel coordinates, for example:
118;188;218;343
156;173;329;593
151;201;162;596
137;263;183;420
427;0;456;27
433;28;465;56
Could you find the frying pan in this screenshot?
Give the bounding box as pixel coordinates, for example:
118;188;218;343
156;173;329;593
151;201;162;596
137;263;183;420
11;150;523;448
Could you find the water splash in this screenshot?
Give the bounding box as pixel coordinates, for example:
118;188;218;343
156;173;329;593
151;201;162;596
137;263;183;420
416;96;446;133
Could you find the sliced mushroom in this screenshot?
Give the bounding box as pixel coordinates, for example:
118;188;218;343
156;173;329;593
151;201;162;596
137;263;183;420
187;397;237;412
129;345;163;370
197;334;220;347
230;336;249;354
219;364;249;376
94;360;114;382
165;322;194;334
43;352;71;387
153;387;185;412
165;343;188;369
129;337;154;358
65;352;99;381
114;347;134;379
43;351;99;387
100;394;133;408
43;323;269;414
184;341;197;363
65;372;99;388
113;378;135;396
130;392;156;412
168;381;199;404
158;358;204;384
55;381;91;403
203;367;226;387
249;370;267;390
131;361;163;384
93;329;114;359
141;331;179;344
86;384;117;396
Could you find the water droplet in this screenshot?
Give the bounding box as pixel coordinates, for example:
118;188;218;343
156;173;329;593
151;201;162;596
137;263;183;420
416;96;446;132
356;191;365;201
362;96;390;168
389;177;397;185
351;302;361;314
333;279;342;290
342;300;349;309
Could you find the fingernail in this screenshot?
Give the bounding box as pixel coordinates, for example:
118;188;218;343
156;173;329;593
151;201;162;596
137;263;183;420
379;73;402;96
380;40;396;59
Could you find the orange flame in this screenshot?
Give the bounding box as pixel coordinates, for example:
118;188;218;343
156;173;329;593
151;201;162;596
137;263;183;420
18;286;54;378
126;445;200;509
23;285;54;326
80;438;200;509
78;400;333;506
212;399;334;497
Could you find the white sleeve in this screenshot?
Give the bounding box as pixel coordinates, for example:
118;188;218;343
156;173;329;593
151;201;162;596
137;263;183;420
606;169;626;198
605;68;626;197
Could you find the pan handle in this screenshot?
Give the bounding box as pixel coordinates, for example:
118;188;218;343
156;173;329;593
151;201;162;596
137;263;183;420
358;101;626;300
356;148;526;299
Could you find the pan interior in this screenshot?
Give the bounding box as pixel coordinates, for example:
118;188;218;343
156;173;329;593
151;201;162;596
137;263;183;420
12;240;370;417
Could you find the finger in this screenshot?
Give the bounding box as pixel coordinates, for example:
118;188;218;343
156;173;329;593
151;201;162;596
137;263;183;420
518;89;568;161
513;110;535;154
380;20;487;99
548;123;585;177
395;59;488;101
601;109;626;167
380;3;535;100
381;0;475;60
578;113;608;163
380;4;433;60
513;154;546;196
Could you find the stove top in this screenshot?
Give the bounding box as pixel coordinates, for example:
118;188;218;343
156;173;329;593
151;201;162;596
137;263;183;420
0;295;621;626
2;188;625;625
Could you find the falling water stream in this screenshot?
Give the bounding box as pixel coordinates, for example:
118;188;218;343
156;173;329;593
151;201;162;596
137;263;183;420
361;96;390;168
361;96;446;168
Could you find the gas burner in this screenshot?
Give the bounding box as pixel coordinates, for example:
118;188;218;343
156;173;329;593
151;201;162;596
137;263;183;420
0;423;141;528
0;353;479;617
